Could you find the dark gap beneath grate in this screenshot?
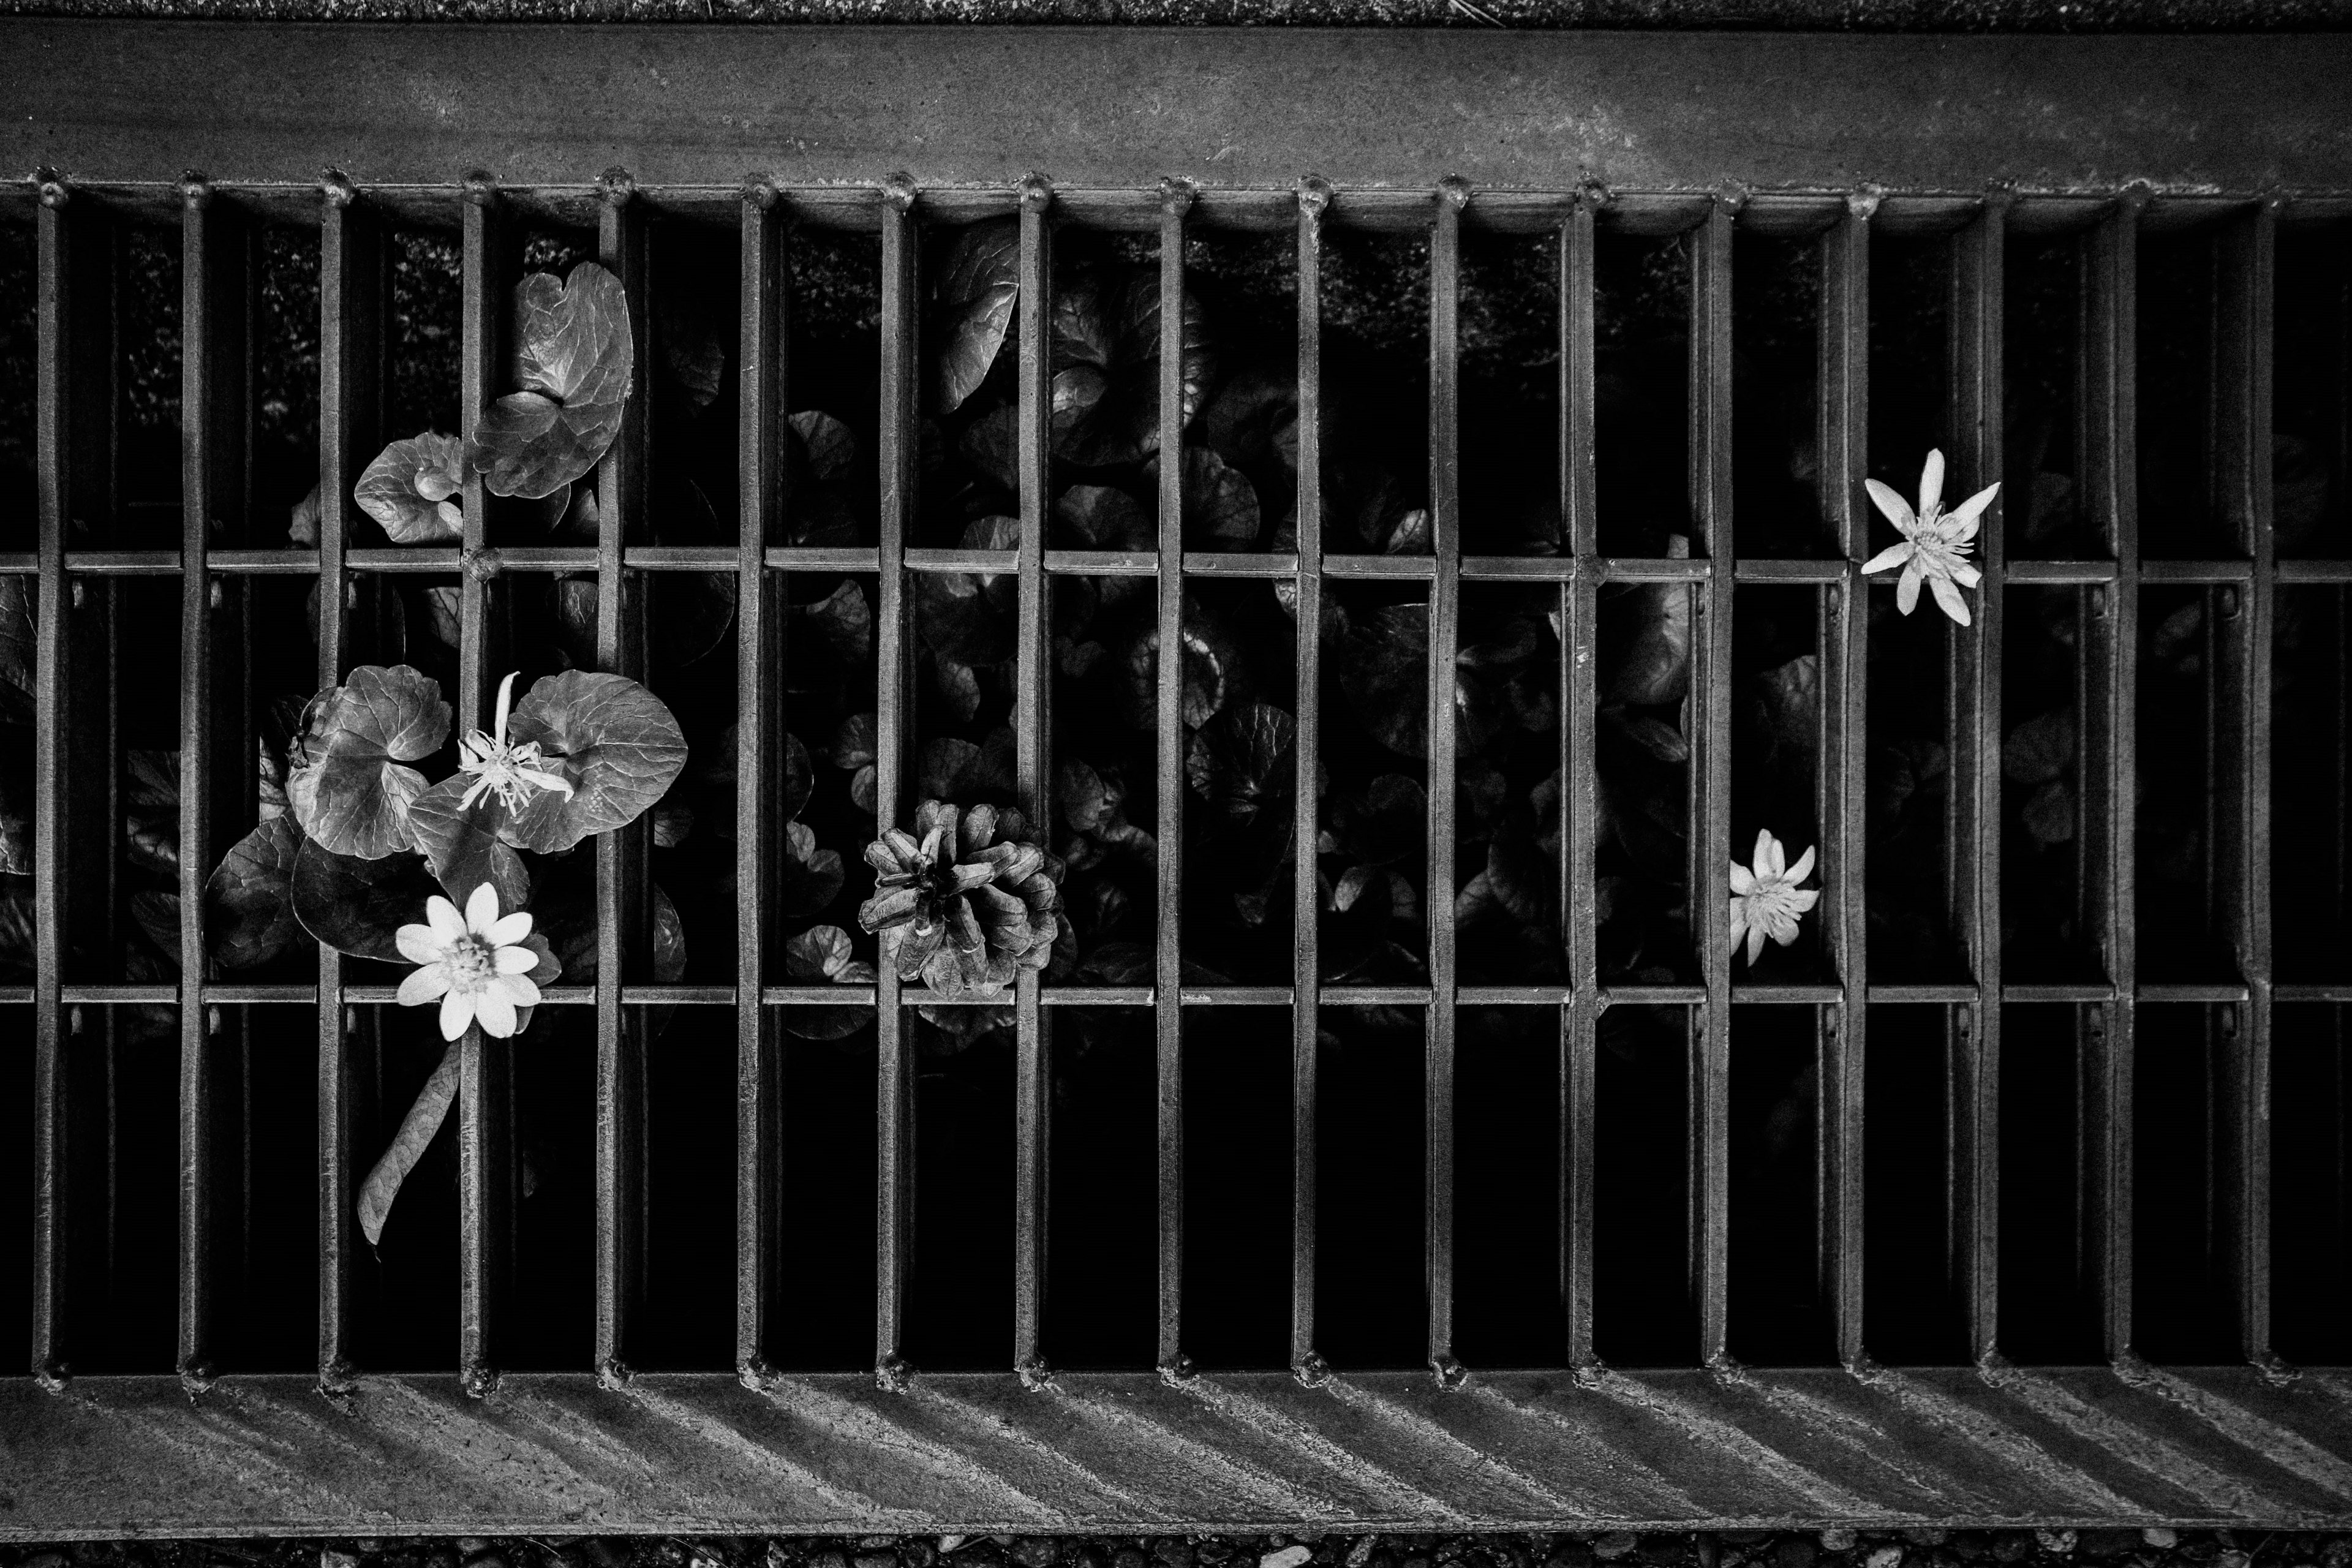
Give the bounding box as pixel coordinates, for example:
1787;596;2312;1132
1727;1001;1831;1366
774;1006;878;1373
1454;582;1565;988
2004;231;2088;562
2274;227;2348;561
2272;585;2349;981
1997;1003;2101;1365
1732;228;1824;560
1593;1003;1693;1367
1046;1006;1156;1370
2132;1003;2237;1362
1;217;33;551
2001;584;2097;984
1459;225;1559;558
2273;1003;2351;1366
1863;1001;1965;1365
1315;1003;1424;1369
2135;582;2233;983
1319;227;1428;559
1863;582;1956;983
1180;1006;1292;1371
69;1005;181;1374
1593;228;1689;559
1455;1005;1566;1368
2136;230;2226;562
1729;585;1824;985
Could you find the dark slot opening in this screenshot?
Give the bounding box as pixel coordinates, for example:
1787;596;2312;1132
1319;226;1429;558
786;221;881;551
353;1006;460;1372
1056;574;1163;986
111;575;183;986
2272;1003;2351;1366
217;1007;318;1373
1182;1006;1292;1371
1453;583;1565;988
0;1016;28;1367
904;1019;1014;1370
1181;221;1295;559
66;1008;181;1374
2274;227;2348;560
1178;577;1297;986
1045;1007;1156;1370
1594;228;1691;559
1997;1004;2100;1365
1593;1004;1694;1366
1455;1006;1564;1368
1864;579;1957;982
2136;230;2227;561
118;222;183;535
2132;1003;2236;1362
1459;224;1561;557
2272;586;2350;981
1317;582;1430;985
2003;233;2089;562
772;1009;877;1373
1595;576;1694;984
505;1016;594;1372
1729;587;1825;984
1866;233;1952;565
257;225;322;541
0;217;32;551
640;1003;740;1371
1727;1003;1831;1366
1863;1003;1965;1365
385;223;462;450
2135;583;2234;983
2001;585;2097;982
1731;228;1823;559
1315;1005;1423;1369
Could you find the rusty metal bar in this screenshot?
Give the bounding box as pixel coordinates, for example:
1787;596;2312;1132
1689;197;1736;1367
1289;177;1327;1383
457;178;510;1393
1561;193;1600;1370
1425;179;1465;1382
2081;191;2143;1366
736;183;783;1386
2213;198;2277;1371
873;177;916;1385
315;178;379;1389
1155;182;1190;1378
1012;174;1052;1383
1818;192;1872;1370
177;175;247;1390
1951;189;2007;1365
592;175;652;1387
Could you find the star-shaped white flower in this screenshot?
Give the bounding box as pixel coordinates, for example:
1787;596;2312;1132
395;883;544;1040
1863;449;1997;627
456;671;575;813
1728;828;1820;965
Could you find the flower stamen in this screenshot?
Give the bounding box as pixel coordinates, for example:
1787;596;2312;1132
456;671;576;813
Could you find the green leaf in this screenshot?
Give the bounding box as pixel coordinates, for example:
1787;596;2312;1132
204;816;304;970
355;434;466;543
290;838;445;962
287;665;451;859
358;1045;458;1248
933;221;1020;414
500;671;690;854
1181;447;1259;552
468;262;634;499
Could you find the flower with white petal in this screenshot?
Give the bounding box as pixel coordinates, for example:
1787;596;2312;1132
1728;828;1820;965
395;883;544;1040
456;671;575;813
1862;449;1997;627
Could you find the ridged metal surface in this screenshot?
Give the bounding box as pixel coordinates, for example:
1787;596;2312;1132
4;1368;2352;1536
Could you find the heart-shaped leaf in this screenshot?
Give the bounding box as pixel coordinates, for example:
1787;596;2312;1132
287;665;451;859
468;263;634;499
1182;447;1259;552
1185;702;1295;824
1050;271;1213;468
402;779;532;912
1200;364;1300;472
1055;484;1153;551
832;712;878;771
1338;605;1429;758
290;838;446;962
933;220;1020;414
1120;594;1245;731
782;924;876;1040
499;671;690;854
960;404;1020;494
205;816;304;970
355;434;466;543
780;821;845;917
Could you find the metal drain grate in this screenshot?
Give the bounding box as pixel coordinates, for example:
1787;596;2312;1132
2;18;2351;1539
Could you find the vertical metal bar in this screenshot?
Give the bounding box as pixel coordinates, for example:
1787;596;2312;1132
1426;178;1466;1383
1950;189;2008;1365
737;183;783;1387
31;179;81;1388
1012;173;1052;1384
1688;197;1736;1368
316;177;379;1389
1290;177;1327;1384
1561;194;1600;1370
874;177;916;1385
2214;198;2278;1370
1155;181;1191;1379
457;176;508;1394
178;178;245;1390
2081;190;2144;1366
1819;191;1874;1371
593;176;651;1387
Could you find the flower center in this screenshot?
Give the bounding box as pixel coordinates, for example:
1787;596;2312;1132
460;732;554;812
443;935;497;994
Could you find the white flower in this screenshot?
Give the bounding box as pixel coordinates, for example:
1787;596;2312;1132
457;671;575;813
394;883;544;1040
1728;828;1820;965
1862;449;1997;627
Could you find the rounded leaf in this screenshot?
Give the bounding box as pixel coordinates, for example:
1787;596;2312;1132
287;665;451;859
1181;447;1260;552
501;671;690;854
290;839;446;962
933;221;1020;413
467;263;634;499
205;816;304;970
403;775;533;913
355;434;467;543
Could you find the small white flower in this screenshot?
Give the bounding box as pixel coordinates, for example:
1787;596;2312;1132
1728;828;1820;965
394;882;544;1040
456;671;575;813
1862;449;1997;627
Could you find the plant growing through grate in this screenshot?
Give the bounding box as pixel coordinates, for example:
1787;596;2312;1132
2;24;2351;1534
